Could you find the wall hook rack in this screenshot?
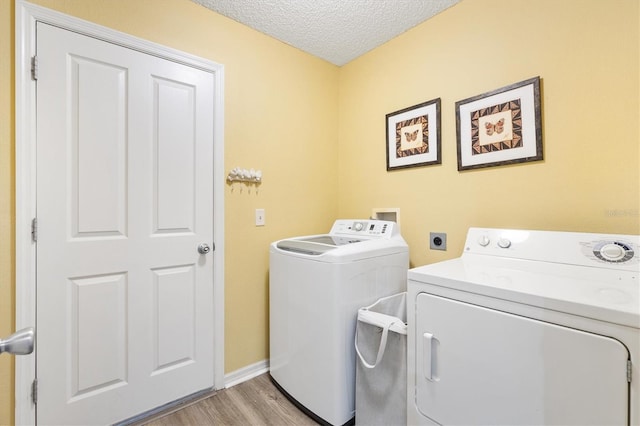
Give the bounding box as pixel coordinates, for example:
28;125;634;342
227;167;262;184
227;167;262;194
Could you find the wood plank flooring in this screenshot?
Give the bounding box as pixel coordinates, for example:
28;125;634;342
141;373;320;426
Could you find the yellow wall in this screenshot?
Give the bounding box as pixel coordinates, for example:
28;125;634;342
1;0;638;424
339;0;639;267
1;0;16;424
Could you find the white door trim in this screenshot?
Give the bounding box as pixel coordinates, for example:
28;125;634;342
15;2;225;424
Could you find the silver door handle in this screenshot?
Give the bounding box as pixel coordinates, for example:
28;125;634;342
0;327;35;356
198;243;212;255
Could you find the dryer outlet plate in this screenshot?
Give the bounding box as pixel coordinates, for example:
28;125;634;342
430;232;447;251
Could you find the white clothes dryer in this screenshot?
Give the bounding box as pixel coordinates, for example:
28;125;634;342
270;219;409;426
408;228;639;426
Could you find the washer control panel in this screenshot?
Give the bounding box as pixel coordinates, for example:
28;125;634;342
330;219;397;238
465;227;639;271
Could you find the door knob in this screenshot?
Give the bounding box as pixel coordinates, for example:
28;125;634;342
198;243;212;254
0;327;35;356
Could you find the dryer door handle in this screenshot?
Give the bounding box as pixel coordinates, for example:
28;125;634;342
423;332;439;381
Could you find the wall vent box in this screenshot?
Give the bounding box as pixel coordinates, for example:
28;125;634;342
372;208;400;227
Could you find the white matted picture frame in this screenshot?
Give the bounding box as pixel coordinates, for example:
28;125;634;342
386;98;441;171
455;77;543;171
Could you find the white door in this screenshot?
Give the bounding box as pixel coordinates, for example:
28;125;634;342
415;293;629;425
36;22;215;425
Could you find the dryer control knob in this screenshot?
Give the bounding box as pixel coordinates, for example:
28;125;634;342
600;243;626;261
477;235;490;247
497;238;511;248
353;222;364;231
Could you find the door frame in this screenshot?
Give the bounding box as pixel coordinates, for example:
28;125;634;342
15;2;225;424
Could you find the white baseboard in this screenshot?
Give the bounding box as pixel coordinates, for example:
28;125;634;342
224;359;270;389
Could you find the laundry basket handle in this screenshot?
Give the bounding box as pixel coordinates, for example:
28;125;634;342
355;319;399;369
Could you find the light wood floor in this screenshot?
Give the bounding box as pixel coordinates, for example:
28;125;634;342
141;373;320;426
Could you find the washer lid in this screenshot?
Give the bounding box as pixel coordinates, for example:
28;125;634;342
276;235;365;255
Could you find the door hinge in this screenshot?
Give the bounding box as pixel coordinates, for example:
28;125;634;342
30;56;38;81
31;218;38;243
31;378;38;405
628;359;632;383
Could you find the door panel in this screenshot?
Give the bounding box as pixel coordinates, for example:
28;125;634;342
152;264;196;371
415;293;629;426
153;77;196;233
36;22;215;425
73;272;128;397
72;56;128;237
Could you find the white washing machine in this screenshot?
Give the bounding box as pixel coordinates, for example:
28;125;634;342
270;219;409;426
408;228;639;426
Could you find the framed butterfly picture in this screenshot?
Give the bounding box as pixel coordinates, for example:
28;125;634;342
455;77;543;171
385;98;441;171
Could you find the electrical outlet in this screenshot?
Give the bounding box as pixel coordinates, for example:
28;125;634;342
255;209;265;226
430;232;447;251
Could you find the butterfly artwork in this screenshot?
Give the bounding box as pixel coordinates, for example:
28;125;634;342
404;129;419;142
485;118;505;136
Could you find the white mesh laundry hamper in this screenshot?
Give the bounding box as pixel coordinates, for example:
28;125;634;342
354;292;407;426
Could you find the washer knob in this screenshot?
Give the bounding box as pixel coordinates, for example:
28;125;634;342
353;222;364;231
497;238;511;248
477;235;490;247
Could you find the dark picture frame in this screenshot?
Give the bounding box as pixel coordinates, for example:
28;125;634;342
455;77;543;171
386;98;441;171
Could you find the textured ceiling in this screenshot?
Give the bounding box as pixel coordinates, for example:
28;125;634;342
191;0;460;66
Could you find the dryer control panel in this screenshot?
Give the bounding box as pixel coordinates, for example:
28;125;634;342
464;227;639;271
590;241;635;263
330;219;398;238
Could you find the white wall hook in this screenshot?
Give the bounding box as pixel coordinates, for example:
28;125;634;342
227;167;262;184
